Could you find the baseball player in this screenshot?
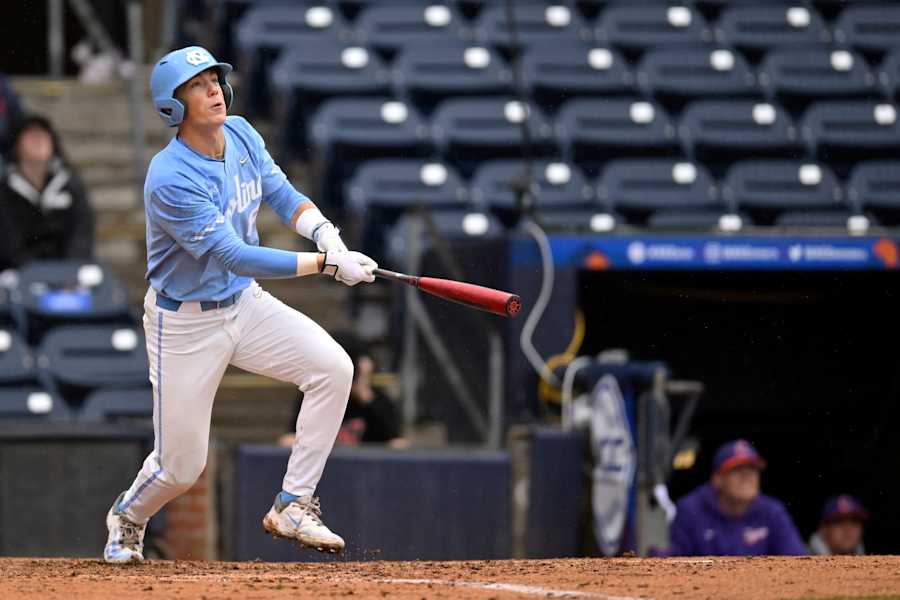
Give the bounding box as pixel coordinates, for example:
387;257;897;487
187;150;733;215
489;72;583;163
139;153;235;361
103;46;376;563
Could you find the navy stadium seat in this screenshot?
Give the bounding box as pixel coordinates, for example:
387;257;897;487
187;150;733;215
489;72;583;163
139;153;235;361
535;210;621;234
597;159;720;217
385;210;504;267
79;388;154;424
556;99;678;172
431;98;557;171
679;100;803;171
393;42;512;113
715;5;830;59
353;4;467;56
13;261;132;345
522;44;634;111
646;210;748;232
596;5;711;54
880;49;900;101
270;42;391;158
474;3;593;50
759;48;878;113
346;159;468;257
311;97;432;162
774;211;873;232
0;329;36;386
847;161;900;221
38;325;150;405
0;387;70;423
834;5;900;59
802;101;900;167
235;4;348;117
470;160;595;214
722;160;844;222
637;46;759;109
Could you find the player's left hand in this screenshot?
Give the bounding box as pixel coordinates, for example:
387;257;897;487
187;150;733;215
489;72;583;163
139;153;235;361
321;251;377;286
316;225;348;254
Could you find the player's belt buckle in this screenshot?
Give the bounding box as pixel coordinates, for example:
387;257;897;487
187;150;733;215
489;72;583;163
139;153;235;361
199;289;242;312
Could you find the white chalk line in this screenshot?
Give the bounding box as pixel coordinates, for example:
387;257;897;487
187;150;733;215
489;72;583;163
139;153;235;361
379;577;652;600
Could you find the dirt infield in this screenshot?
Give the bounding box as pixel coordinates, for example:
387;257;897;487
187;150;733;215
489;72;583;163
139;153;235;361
1;556;898;600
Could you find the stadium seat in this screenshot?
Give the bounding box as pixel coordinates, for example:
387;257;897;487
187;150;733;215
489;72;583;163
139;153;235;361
0;329;36;386
596;5;711;54
646;210;749;232
802;101;900;168
679;100;803;172
353;4;467;56
0;387;70;423
847;161;900;222
474;3;593;50
774;211;873;233
431;98;557;171
722;160;844;222
270;42;391;158
13;261;132;345
79;388;154;424
385;210;504;267
535;210;621;234
556;99;678;172
470;160;595;214
880;49;900;101
597;159;721;217
37;325;150;405
235;4;349;117
393;41;513;113
715;5;830;59
311;97;432;161
346;159;468;257
522;44;634;112
834;5;900;58
637;46;759;110
759;48;878;113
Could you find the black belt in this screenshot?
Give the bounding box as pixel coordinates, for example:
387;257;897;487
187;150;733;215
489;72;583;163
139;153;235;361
155;289;243;312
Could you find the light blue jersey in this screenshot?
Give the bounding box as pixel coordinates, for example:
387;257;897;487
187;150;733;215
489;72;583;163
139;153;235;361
144;116;308;301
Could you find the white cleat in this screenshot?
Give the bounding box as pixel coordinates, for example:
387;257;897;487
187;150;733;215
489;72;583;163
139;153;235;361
262;494;345;553
103;492;147;564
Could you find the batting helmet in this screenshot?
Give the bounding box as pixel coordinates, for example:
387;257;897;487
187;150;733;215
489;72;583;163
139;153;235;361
150;46;233;127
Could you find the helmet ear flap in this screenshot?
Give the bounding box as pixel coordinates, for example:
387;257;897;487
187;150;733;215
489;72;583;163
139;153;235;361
220;81;233;110
156;97;186;127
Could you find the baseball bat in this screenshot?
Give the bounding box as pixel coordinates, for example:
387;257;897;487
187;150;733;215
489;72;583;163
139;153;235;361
373;268;522;318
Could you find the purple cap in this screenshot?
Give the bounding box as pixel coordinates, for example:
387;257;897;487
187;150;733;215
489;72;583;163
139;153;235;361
821;495;869;524
712;439;767;474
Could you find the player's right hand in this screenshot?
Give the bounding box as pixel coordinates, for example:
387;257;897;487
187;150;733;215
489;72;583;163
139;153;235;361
321;251;377;286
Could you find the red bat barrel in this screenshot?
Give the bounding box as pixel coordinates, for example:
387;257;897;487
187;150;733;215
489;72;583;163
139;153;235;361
373;269;521;317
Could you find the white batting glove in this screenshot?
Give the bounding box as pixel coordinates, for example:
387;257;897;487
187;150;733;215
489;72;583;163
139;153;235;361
315;224;349;253
320;251;376;286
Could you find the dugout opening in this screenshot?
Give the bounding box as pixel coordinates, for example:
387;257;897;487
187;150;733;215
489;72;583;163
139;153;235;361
578;269;900;554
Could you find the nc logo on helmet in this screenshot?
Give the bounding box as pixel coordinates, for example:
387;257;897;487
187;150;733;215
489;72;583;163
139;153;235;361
185;50;211;66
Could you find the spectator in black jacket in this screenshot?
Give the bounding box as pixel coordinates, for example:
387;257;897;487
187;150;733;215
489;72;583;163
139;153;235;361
0;115;94;271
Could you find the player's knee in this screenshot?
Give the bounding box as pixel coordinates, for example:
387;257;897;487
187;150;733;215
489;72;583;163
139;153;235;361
332;347;354;390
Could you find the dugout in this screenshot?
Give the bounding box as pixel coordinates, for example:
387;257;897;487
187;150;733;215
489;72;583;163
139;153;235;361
578;267;900;554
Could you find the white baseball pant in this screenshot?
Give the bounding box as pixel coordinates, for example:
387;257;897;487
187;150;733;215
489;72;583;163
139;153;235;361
117;280;352;524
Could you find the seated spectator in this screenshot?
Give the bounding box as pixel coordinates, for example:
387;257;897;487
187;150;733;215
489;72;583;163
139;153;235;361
0;115;94;271
0;72;23;153
663;439;806;556
809;495;868;556
279;331;408;449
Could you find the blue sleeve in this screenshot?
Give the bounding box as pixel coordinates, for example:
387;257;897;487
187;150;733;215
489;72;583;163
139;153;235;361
769;504;807;556
148;184;231;260
149;183;297;278
240;117;312;225
208;230;298;278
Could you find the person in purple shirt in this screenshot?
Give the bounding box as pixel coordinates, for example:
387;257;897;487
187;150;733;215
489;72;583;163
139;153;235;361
664;439;806;556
